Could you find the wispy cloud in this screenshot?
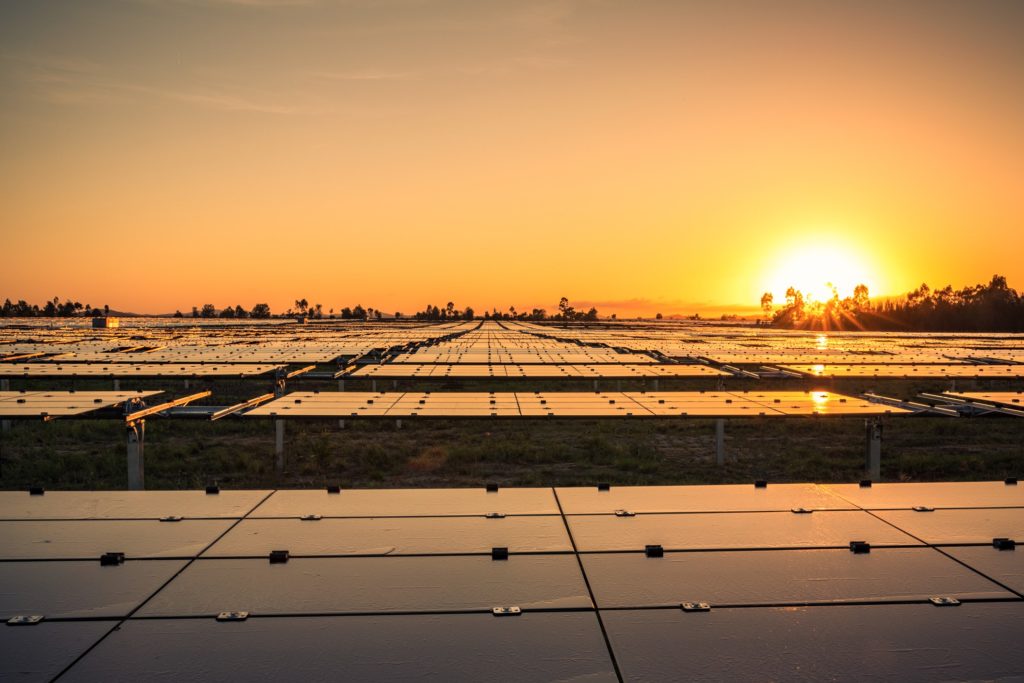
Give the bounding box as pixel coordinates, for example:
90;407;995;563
5;53;305;114
313;69;415;82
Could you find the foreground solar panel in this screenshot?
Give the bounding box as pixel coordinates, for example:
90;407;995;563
604;603;1024;682
1;481;1022;682
57;613;617;682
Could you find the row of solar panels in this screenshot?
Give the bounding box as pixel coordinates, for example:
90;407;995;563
1;482;1021;681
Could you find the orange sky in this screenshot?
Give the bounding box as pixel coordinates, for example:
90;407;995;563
1;1;1022;317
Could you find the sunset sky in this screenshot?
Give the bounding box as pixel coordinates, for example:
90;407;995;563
1;1;1022;316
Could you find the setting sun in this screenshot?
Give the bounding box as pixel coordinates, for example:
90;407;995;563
765;242;878;304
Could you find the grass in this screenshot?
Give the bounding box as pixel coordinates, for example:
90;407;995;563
1;413;1021;490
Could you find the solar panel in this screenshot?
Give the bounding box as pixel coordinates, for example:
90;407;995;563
871;508;1024;544
0;622;111;682
0;560;188;618
3;481;1021;681
245;391;909;419
943;546;1024;594
0;490;271;520
603;603;1024;681
0;390;162;418
137;555;592;616
581;547;1012;607
566;510;921;551
782;363;1024;378
204;516;573;556
822;481;1024;510
555;483;853;514
56;613;618;682
249;487;560;517
0;519;234;559
0;363;283;378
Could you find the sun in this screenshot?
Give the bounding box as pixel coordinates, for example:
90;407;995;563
765;242;875;304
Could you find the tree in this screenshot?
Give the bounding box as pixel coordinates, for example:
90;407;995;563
192;306;199;318
234;305;248;318
294;299;309;316
655;312;663;320
251;303;271;319
200;304;216;318
352;304;366;319
219;305;235;318
173;310;183;318
760;292;774;318
558;297;575;321
463;307;475;320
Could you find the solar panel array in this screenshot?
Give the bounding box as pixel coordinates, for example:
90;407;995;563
0;363;283;378
1;481;1021;681
783;364;1024;379
345;363;728;379
245;390;907;418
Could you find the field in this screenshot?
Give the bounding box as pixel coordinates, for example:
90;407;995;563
2;317;1024;489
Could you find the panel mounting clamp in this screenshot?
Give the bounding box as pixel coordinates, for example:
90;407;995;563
929;597;961;606
100;552;125;566
7;615;44;626
993;538;1016;551
216;611;249;621
492;606;521;616
681;602;711;612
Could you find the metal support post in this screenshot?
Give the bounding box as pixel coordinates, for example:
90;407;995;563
275;419;285;472
652;378;659;391
371;379;377;392
395;419;402;430
338;419;345;429
715;419;726;466
113;378;120;391
1;379;9;432
126;420;145;490
865;418;882;480
338;380;345;392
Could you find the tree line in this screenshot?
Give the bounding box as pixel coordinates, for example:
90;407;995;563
761;275;1024;332
1;298;110;318
2;295;604;322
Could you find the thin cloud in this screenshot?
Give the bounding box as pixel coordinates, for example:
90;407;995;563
7;53;305;114
314;70;415;81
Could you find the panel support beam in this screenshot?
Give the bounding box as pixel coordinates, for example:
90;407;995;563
126;419;145;490
275;419;285;471
715;418;726;465
865;417;882;480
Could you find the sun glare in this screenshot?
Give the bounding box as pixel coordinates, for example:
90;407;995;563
766;242;876;304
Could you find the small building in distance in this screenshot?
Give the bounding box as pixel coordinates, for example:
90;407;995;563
92;316;120;329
